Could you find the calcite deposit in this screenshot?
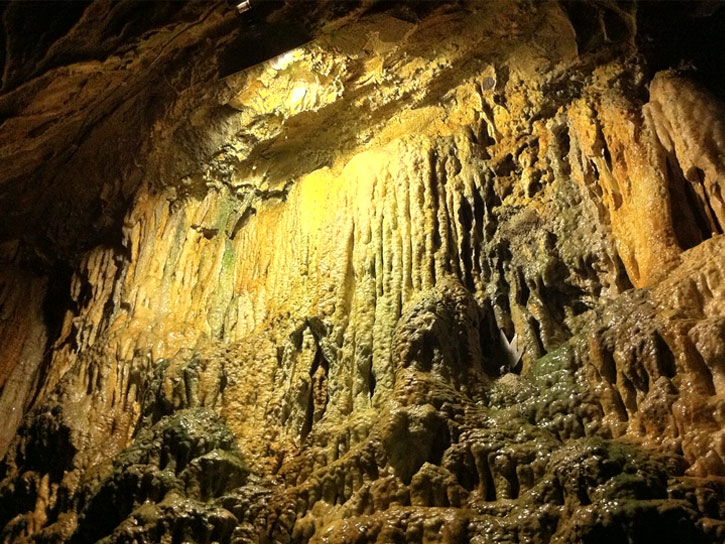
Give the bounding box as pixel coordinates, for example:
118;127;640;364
1;1;725;543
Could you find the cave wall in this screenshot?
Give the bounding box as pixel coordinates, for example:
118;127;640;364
2;1;725;543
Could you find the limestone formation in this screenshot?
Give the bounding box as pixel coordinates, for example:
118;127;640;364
1;1;725;543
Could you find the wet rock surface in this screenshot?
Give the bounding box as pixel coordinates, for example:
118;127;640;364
2;1;725;543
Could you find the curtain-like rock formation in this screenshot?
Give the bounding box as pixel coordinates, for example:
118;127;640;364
1;1;725;543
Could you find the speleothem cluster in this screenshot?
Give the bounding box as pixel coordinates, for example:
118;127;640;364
1;2;725;543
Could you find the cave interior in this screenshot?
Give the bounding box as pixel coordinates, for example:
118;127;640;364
2;1;725;543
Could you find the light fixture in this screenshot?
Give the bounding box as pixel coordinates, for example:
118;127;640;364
218;0;312;80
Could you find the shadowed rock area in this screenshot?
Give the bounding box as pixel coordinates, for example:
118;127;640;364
2;1;725;542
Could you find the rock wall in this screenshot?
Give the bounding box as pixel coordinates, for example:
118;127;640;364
1;1;725;543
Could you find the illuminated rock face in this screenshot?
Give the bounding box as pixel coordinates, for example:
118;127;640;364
2;1;725;543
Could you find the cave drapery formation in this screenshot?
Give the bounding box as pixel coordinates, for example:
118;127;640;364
2;1;725;542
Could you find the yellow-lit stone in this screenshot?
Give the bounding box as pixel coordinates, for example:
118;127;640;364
3;2;725;543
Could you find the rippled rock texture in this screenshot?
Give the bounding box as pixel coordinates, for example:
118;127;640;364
2;1;725;543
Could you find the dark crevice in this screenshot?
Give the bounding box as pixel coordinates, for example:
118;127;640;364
515;270;530;306
479;101;498;144
529;317;545;358
428;151;442;256
554;125;571;173
472;186;486;234
479;302;501;376
614;253;634;291
471;186;486;273
599;345;617;385
300;384;315;443
600;137;613;171
683;338;716;396
483;454;497;502
652;332;677;380
231;206;257;239
458;198;475;291
41;260;73;349
688;167;723;235
507;462;520;499
493;153;516;178
665;154;709;249
619;373;638;416
526;171;543;198
24;259;74;410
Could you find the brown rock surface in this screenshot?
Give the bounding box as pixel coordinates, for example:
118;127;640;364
1;1;725;543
